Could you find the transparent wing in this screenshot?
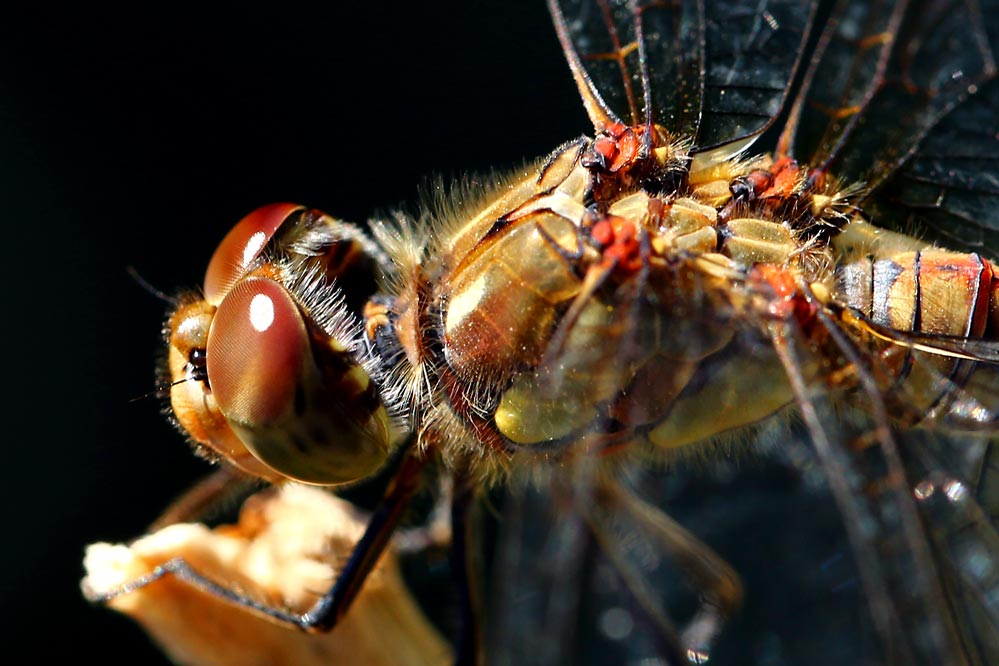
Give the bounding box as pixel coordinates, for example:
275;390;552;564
488;435;930;665
549;0;818;150
901;429;999;662
771;306;999;664
865;333;999;661
868;78;999;257
779;0;999;254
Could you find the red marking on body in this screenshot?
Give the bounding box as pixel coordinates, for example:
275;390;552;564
987;262;999;337
591;122;641;173
594;436;634;458
972;257;993;338
754;264;796;297
591;215;643;274
752;264;818;329
743;169;773;196
805;166;829;192
760;157;800;199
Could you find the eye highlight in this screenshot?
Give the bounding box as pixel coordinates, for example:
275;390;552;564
204;203;303;305
207;277;306;426
165;298;285;483
206;275;391;485
166;205;393;487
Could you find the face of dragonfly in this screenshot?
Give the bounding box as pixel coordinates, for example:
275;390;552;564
116;0;999;664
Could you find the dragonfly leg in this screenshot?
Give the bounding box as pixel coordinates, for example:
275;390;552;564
392;472;453;553
597;477;744;661
147;465;258;530
296;451;429;631
451;467;482;666
86;451;430;634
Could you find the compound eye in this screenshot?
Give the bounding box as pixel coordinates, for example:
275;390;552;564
165;299;284;482
204;203;303;305
206;276;390;485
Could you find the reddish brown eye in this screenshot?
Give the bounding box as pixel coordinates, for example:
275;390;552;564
206;276;391;485
203;203;303;305
165;299;286;483
207;277;306;426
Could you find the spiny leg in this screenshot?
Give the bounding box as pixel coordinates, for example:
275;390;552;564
148;465;258;531
770;308;964;663
593;475;743;662
451;466;482;666
86;450;430;634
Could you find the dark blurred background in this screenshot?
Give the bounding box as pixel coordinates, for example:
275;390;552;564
1;2;583;661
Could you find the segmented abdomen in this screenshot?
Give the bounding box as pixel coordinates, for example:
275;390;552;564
836;248;999;428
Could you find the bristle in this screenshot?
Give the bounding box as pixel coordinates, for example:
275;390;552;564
369;212;427;296
419;156;554;265
284;263;347;336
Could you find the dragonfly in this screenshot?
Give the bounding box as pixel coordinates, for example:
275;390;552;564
86;0;999;664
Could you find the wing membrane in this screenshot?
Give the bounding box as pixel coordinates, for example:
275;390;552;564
901;430;999;663
550;0;817;150
773;307;999;663
780;0;998;254
868;77;999;256
697;0;818;149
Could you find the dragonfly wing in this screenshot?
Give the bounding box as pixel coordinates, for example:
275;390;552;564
549;0;817;150
780;0;999;253
867;77;999;257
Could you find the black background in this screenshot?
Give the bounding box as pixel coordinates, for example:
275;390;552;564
2;2;584;661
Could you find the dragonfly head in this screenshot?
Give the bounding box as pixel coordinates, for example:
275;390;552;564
165;204;392;486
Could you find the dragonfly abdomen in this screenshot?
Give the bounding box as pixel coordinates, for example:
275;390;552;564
834;244;999;429
837;249;996;338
